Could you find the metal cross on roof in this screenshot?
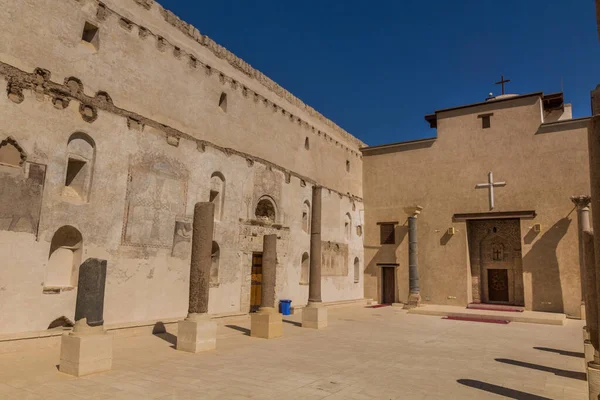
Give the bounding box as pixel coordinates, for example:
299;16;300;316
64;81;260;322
495;75;511;95
476;171;506;210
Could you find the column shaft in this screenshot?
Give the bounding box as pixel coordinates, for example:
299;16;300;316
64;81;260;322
261;234;277;309
309;186;322;303
408;215;419;294
188;202;214;315
585;231;599;352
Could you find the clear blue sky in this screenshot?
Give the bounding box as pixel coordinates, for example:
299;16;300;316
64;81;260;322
160;0;599;146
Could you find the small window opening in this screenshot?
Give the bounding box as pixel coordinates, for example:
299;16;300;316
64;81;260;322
81;22;100;50
482;115;491;129
304;137;310;150
380;223;395;245
346;160;350;172
219;92;228;112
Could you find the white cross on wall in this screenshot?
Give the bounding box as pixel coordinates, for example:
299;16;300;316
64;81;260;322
475;171;506;210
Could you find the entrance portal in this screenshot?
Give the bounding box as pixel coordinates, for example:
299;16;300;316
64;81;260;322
381;267;396;304
467;218;524;305
250;252;262;312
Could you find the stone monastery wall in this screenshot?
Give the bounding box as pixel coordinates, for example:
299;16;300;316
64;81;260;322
0;0;365;335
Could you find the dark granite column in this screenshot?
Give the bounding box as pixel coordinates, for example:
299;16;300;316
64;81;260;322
188;202;214;316
308;186;322;304
74;258;107;327
571;195;592;320
260;234;277;309
405;207;422;308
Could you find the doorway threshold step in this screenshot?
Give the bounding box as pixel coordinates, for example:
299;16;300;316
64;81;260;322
467;303;525;312
408;305;565;326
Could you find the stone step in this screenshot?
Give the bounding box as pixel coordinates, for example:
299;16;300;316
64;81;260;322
408;305;566;326
466;303;525;312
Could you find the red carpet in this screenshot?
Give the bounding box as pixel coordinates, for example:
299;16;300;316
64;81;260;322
366;304;391;309
443;316;510;324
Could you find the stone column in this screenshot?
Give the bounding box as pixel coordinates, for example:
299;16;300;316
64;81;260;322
571;195;592;322
251;234;283;339
309;186;323;303
177;202;217;353
302;186;328;329
59;258;113;377
405;206;423;309
588;115;600;399
584;231;598;366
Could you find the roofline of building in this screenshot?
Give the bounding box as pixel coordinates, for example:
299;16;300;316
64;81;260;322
424;92;564;128
360;137;437;154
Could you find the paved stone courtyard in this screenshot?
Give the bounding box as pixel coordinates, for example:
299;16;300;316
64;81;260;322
0;306;587;399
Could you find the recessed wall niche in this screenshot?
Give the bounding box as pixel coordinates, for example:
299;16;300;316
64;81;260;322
44;225;83;290
62;133;95;203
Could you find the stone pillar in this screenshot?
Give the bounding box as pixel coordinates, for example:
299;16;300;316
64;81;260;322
571;195;592;321
588;115;600;399
59;258;113;377
584;231;598;368
177;202;217;353
251;234;283;339
302;186;328;329
405;206;423;309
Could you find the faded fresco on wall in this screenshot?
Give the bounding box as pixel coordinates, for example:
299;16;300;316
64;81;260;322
0;162;46;235
321;241;349;276
123;158;188;248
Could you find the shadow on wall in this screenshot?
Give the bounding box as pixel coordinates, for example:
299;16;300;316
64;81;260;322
365;223;407;299
522;217;570;313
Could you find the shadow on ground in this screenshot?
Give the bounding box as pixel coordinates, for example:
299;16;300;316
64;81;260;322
283;319;302;327
225;325;251;336
457;379;551;400
495;358;586;381
153;321;177;348
533;346;584;358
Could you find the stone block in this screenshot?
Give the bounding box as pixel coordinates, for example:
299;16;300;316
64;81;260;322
251;309;283;339
589;362;600;399
59;331;112;377
176;315;217;353
302;305;328;329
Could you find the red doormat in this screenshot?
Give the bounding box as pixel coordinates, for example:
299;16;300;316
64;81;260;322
443;316;510;324
366;304;391;309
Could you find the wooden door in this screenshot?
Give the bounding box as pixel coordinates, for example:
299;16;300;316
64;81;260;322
488;269;509;302
382;267;395;304
250;253;263;312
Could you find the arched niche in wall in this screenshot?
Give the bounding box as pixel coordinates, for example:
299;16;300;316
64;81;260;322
0;136;26;168
209;172;225;221
354;257;360;283
211;241;220;286
302;200;310;233
301;252;309;284
62;132;96;203
255;196;277;224
344;213;352;240
45;225;83;289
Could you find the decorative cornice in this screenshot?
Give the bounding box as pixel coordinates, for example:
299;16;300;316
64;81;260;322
0;62;363;203
80;0;364;156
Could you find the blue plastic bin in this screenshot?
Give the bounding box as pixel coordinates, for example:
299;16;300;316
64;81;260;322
280;299;292;315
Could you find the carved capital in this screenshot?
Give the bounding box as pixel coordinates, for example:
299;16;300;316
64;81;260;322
570;195;592;209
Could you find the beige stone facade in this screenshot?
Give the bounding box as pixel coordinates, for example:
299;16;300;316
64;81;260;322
0;0;364;336
362;93;590;318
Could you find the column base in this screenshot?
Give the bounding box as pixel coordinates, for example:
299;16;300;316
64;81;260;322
250;307;283;339
589;362;600;399
176;313;217;353
302;303;328;329
404;293;421;309
59;321;112;377
585;340;595;365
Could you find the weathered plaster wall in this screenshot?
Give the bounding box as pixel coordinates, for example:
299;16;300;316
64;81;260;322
0;0;363;197
363;95;589;317
0;77;362;335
